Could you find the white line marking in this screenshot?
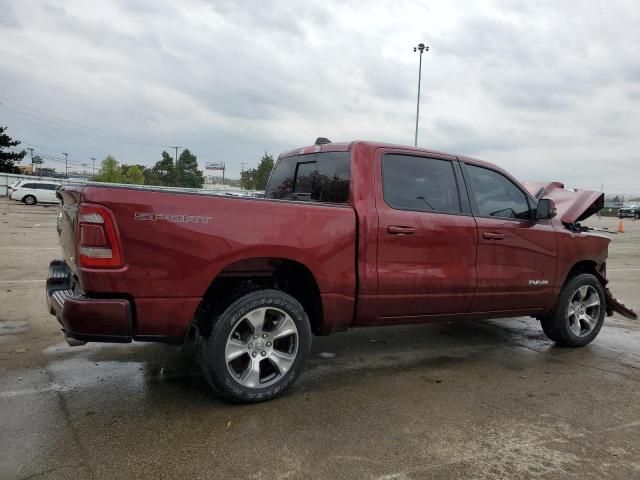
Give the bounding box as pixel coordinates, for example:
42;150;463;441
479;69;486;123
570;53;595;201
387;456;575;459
608;268;640;272
0;247;59;250
0;279;44;284
0;384;68;398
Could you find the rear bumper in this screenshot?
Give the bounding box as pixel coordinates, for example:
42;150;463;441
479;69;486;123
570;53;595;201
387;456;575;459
46;260;132;344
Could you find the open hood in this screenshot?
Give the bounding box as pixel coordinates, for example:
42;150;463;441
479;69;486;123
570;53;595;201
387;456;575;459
524;182;604;224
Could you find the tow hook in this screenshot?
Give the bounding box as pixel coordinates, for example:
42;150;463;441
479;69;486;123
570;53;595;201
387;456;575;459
63;331;87;347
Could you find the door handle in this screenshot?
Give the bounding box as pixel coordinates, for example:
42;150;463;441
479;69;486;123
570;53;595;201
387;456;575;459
482;232;505;240
388;225;416;235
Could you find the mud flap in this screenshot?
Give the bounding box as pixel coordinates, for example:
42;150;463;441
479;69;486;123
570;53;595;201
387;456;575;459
605;288;638;320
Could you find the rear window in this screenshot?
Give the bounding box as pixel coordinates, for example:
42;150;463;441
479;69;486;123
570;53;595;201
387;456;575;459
21;183;38;189
265;152;350;203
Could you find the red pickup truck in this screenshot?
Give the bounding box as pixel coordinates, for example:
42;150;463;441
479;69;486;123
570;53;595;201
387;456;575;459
47;139;636;402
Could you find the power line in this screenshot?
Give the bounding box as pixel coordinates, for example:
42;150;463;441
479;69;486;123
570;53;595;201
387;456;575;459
0;96;172;148
6;147;85;167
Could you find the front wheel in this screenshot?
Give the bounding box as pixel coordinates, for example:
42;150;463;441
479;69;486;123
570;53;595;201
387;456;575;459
635;213;639;220
198;289;311;403
540;273;605;347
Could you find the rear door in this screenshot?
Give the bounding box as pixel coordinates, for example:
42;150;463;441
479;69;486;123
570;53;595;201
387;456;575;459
375;151;478;320
19;183;38;200
462;163;557;312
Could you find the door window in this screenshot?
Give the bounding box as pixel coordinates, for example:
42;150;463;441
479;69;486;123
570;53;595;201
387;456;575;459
465;164;531;220
382;154;461;213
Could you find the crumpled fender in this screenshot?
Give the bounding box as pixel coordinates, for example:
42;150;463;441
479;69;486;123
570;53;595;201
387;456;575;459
605;288;638;320
590;270;637;320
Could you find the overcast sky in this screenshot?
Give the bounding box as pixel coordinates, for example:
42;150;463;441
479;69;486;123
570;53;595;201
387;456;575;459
1;0;639;192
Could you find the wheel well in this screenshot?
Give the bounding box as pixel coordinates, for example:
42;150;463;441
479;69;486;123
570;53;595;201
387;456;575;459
564;260;605;286
196;258;323;336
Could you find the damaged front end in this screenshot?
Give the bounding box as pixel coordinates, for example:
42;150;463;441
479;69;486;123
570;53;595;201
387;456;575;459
525;181;604;225
525;182;638;321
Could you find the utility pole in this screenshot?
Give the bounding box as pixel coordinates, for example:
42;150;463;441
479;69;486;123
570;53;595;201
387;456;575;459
82;163;88;180
27;148;34;174
240;162;247;190
62;152;69;177
413;42;429;147
90;157;96;178
170;146;182;163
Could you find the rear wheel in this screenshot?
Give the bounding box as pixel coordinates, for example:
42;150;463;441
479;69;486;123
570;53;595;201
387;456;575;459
540;273;605;347
198;289;311;403
23;195;37;205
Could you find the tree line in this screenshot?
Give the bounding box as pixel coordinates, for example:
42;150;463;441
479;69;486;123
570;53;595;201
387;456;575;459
239;152;274;190
94;149;204;188
2;123;275;190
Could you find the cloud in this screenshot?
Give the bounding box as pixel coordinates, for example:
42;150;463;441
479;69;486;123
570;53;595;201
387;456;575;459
0;0;638;193
0;0;21;27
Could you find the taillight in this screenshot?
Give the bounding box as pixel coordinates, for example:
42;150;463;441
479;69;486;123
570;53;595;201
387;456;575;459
77;203;123;268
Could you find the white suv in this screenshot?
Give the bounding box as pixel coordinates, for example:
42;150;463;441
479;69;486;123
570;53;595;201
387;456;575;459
9;181;61;205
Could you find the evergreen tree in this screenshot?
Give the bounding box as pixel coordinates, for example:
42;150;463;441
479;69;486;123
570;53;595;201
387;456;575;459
240;152;274;190
0;126;26;173
152;151;177;186
176;148;204;188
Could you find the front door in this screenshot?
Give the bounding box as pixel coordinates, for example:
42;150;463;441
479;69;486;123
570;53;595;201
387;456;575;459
462;163;557;312
375;152;478;320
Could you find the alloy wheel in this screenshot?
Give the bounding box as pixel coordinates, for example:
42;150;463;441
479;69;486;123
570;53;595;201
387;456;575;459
566;285;601;337
225;307;299;388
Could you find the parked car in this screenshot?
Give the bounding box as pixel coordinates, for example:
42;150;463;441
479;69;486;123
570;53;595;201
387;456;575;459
6;181;20;197
618;205;640;219
46;139;636;403
10;181;61;205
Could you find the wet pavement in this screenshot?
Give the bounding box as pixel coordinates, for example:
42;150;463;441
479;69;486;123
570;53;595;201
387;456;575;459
1;198;639;479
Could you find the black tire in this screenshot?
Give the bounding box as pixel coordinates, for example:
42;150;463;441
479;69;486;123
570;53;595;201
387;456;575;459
198;289;311;403
23;195;37;205
540;273;605;347
539;313;560;342
635;213;639;220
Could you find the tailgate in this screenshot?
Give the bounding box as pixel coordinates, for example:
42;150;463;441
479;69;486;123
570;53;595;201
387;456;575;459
56;186;84;275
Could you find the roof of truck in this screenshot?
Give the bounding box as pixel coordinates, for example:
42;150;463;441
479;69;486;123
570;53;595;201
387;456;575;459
279;140;494;169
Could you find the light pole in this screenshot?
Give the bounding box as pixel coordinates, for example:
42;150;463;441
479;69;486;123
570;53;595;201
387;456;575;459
413;42;429;147
82;163;88;180
90;157;96;178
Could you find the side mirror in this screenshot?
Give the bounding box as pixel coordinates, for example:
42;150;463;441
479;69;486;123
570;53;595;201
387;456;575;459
536;198;556;221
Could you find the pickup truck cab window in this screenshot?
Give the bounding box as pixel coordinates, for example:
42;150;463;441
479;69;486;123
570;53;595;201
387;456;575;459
465;164;531;220
382;154;461;213
265;152;350;203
